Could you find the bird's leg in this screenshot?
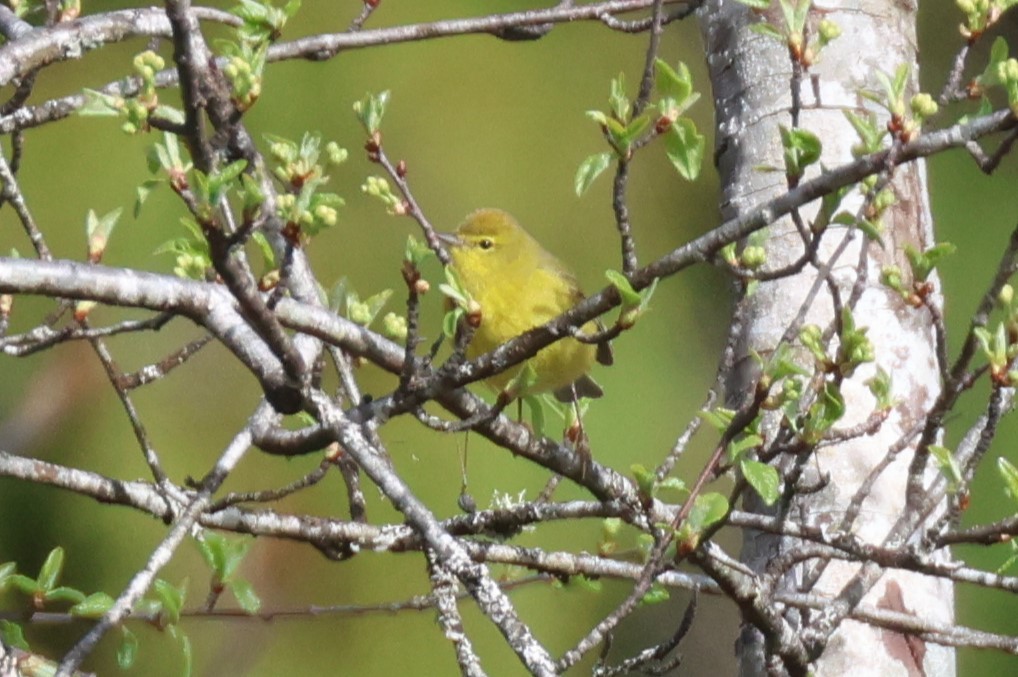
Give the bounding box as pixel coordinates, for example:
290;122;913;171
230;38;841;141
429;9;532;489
564;386;593;464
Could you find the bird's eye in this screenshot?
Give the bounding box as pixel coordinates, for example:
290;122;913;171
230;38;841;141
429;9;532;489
479;238;494;250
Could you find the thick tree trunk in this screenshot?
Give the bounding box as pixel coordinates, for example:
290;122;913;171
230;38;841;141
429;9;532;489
699;1;955;674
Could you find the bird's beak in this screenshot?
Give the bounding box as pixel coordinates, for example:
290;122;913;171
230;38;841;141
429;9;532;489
436;231;461;248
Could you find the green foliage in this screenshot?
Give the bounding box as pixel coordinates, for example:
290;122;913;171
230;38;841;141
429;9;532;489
264;132;346;237
196;533;262;614
233;0;301;44
740;459;781;505
974;322;1017;382
640;583;671;605
85;207;123;263
930;445;963;494
802;382;846;444
973;36;1018;113
79;50;182;135
118;626;139;669
957;0;1018;39
504;361;540;399
6;0;43;18
219;41;267;111
866;367;894;411
439;265;476;339
523;395;547;437
7;547;86;607
574;152;612;196
381;312;409;342
70;591;116;619
835;308;874;377
404;234;434;268
155;218;213;280
354;91;391;136
362;176;405;215
191;160;249;223
332;282;393;329
664;118;705;181
738;0;840;65
998;456;1018;503
0;620;28;650
844;109;888;157
780;126;822;179
685;492;729;533
576;59;703;195
630;464;685;504
905;243;957;283
605;269;657;329
865;64;911;119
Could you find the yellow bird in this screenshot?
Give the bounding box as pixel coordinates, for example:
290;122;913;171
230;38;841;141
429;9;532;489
438;208;612;402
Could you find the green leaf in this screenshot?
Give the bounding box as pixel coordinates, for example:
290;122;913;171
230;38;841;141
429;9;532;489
574;150;610;195
353;90;391;135
748;22;785;41
781;0;806;35
37;547;65;592
118;626;139;669
361;289;394;326
698;407;735;432
404;234;433;267
762;343;810;380
609;72;630;121
79;89;123;117
439;266;473;309
631;463;657;498
45;586;86;605
803;382;846;443
230;578;262;614
664;118;704;181
506;361;539;397
656;476;686;499
741;459;781;505
843;110;887;155
799;324;827;363
134;179;163;218
815;182;852;231
523;395;547;438
178;629;194;677
687;492;729;531
929;445;962;492
70;592;116;618
654;59;693;105
251;231;277;271
197;532;228;577
0;620;28;651
866;367;894;410
9;573;39;596
728;433;764;459
585;110;610;127
640;583;671;605
979;37;1010;87
999;457;1018;504
0;562;16;592
621;113;652;146
781;126;822;178
605;269;641;307
442;308;463;339
905;242;957;282
152;578;186;626
734;0;771;8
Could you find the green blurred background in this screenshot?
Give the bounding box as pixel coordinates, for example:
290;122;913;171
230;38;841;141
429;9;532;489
0;1;1016;674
